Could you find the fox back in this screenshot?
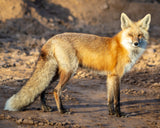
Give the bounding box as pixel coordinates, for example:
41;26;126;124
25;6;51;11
50;12;151;76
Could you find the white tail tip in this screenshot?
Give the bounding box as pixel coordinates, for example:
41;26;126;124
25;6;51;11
4;95;18;111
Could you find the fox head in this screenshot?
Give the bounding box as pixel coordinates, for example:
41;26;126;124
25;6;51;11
120;13;151;50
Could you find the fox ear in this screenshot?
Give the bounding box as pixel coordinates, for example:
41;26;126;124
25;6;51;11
121;13;132;30
138;14;151;31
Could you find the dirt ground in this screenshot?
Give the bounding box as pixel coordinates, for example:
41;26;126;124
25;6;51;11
0;0;160;128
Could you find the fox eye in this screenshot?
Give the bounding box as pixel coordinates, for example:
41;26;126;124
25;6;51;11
138;34;142;38
128;33;133;37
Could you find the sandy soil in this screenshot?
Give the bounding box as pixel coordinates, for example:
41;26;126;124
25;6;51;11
0;0;160;128
0;37;160;128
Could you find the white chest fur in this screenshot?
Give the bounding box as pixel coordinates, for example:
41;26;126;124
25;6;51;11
121;36;147;74
124;48;145;74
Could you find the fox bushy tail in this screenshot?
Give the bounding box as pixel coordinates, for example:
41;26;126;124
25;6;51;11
4;55;57;111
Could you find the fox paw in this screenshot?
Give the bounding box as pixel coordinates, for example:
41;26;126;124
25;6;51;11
109;111;115;115
41;105;53;112
115;112;121;117
60;108;68;114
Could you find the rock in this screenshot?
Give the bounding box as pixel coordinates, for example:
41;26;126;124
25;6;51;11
49;121;56;126
33;120;39;125
38;122;44;126
6;115;12;120
68;15;74;21
0;114;5;119
45;119;50;125
23;119;34;125
0;62;5;66
16;118;23;124
141;90;145;95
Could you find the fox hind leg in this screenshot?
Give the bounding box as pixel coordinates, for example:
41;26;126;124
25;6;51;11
54;70;72;113
40;71;59;112
40;90;53;112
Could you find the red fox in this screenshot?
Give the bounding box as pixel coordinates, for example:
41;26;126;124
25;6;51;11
4;13;151;117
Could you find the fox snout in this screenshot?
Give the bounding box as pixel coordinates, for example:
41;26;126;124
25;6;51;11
133;42;139;47
132;39;147;48
134;42;139;46
131;35;142;47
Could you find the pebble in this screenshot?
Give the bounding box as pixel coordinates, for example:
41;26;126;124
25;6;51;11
38;122;44;126
100;3;109;10
28;117;32;120
33;120;39;125
68;15;73;21
141;90;145;95
23;119;34;125
41;37;46;44
16;118;23;124
49;18;53;22
45;119;50;125
6;115;12;120
0;62;5;66
49;121;56;126
0;114;5;119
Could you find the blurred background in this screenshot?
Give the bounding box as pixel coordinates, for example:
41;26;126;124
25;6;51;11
1;0;160;67
0;0;160;68
0;0;160;39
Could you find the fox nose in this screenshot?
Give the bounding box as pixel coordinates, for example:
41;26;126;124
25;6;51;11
134;42;139;46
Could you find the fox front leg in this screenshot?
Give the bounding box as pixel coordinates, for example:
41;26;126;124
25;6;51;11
114;84;121;117
107;74;121;117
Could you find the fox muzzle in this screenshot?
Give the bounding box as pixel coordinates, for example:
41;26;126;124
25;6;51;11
133;42;139;47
